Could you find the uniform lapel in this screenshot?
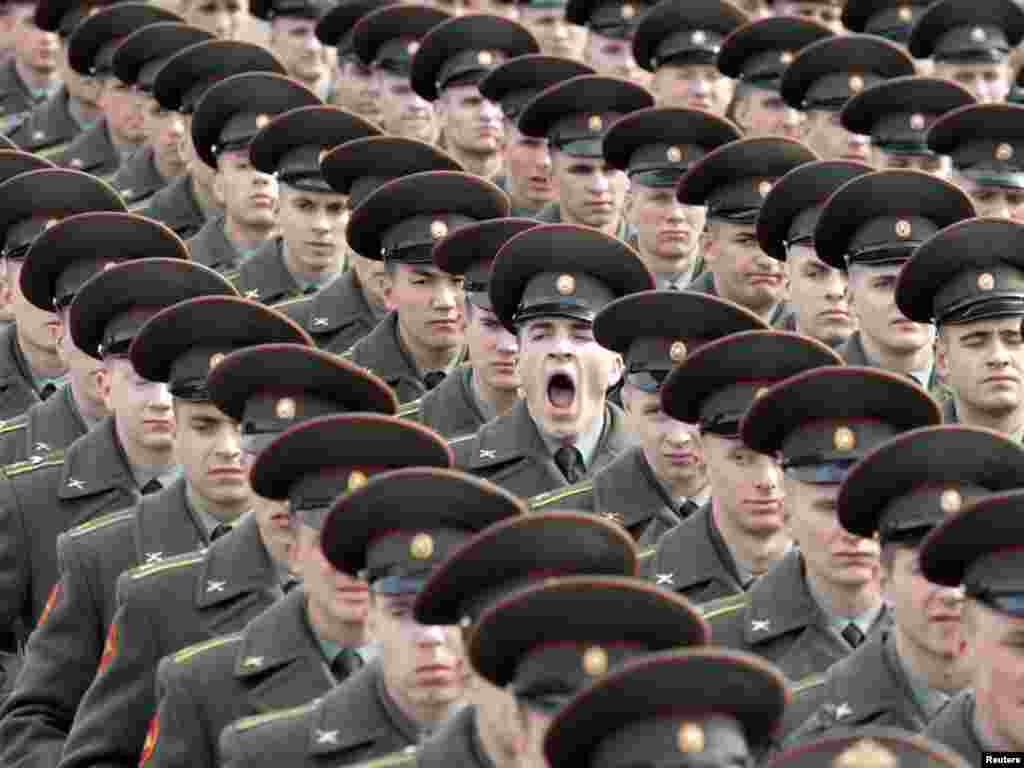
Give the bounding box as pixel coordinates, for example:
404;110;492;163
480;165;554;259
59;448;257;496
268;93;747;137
132;477;206;564
308;662;396;756
0;324;39;418
57;417;138;524
238;238;301;305
235;588;332;714
305;270;377;351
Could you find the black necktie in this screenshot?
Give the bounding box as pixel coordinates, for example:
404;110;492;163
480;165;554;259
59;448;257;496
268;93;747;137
678;499;700;519
210;522;233;542
841;622;865;649
330;647;363;681
554;445;585;484
423;370;446;390
140;478;163;495
38;382;58;400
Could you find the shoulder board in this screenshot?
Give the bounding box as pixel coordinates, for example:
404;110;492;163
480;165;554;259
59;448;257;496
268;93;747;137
790;674;828;696
233;700;319;732
173;632;243;664
273;294;309;310
35;141;71;159
4;449;65;476
699;592;749;621
67;509;134;538
637;546;655;562
340;348;353;360
397;398;422;418
528;480;593;510
0;415;27;435
128;551;205;580
447;432;476;447
359;747;419;768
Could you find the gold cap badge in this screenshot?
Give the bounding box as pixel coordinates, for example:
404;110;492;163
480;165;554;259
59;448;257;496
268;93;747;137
430;220;449;239
848;75;864;93
347;470;368;491
670;340;687;363
691;29;707;45
834;739;897;768
581;645;608;676
255;114;270;129
780;50;794;64
895;220;911;238
318;148;329;164
834;426;856;452
940;488;962;514
275;397;296;420
758;180;772;198
621;3;635;18
477;50;494;65
971;26;986;42
677;723;705;754
407;41;420;55
978;272;995;291
909;113;925;131
589;114;603;132
556;274;576;295
996;142;1014;161
410;533;434;560
45;218;59;230
209;352;226;370
898;5;912;20
667;145;683;163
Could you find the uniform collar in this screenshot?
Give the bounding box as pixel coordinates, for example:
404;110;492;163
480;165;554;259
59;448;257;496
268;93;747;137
807;576;886;641
886;629;951;721
536;403;607;469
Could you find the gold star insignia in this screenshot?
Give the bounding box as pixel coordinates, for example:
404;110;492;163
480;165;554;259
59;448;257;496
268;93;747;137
780;50;794;64
410;532;434;559
581;645;608;676
275;397;296;419
348;470;367;491
477;50;494;65
996;142;1014;161
407;41;420;55
898;5;912;21
667;145;683;163
833;426;856;452
758;180;772;198
430;220;449;239
691;29;707;45
971;26;986;42
255;114;270;129
895;220;911;238
556;274;576;295
940;488;962;514
978;272;995;291
677;722;705;754
670;340;687;363
909;113;925;130
848;74;864;93
209;352;226;370
588;114;603;132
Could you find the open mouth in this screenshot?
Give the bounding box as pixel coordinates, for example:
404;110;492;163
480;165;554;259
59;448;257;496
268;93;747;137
547;372;577;410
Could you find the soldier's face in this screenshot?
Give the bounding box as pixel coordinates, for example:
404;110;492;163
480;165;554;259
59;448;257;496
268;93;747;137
173;400;251;509
932;60;1009;104
627;183;704;275
963;600;1024;751
375;70;438;144
848;263;933;356
465;301;520;394
518;7;586;60
59;42;100;106
9;3;58;75
56;306;109;419
215;148;279;231
349;251;393;316
437;84;504;158
370;591;467;717
585;31;646;83
773;0;843;32
702;434;786;537
278;186;347;279
181;0;246;39
99;78;147;145
102;356;175;452
552;152;627;233
786;477;881;590
332;57;381;124
2;258;61;358
877;150;950;179
650;64;733;116
731;86;805;140
622;383;707;496
144;96;187;179
503;123;555;211
936;317;1024;419
703;219;786;317
802;110;872;163
391;263;465;354
518;316;622;443
785;244;855;348
953;174;1024;222
295;525;370;628
882;545;964;667
270;16;328;85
